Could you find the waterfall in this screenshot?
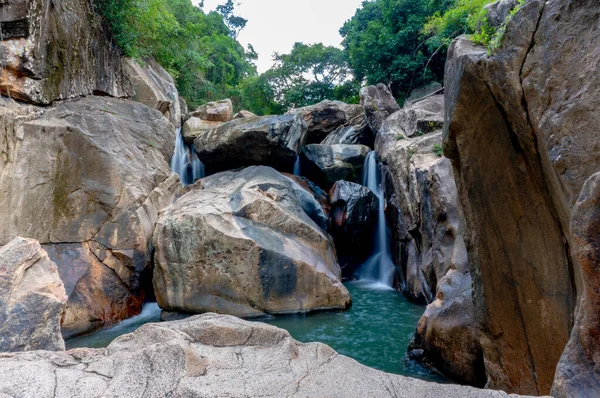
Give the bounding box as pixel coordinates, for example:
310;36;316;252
358;151;396;288
171;128;205;186
293;155;302;176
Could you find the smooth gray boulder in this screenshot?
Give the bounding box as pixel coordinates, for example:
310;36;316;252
0;237;67;352
194;114;308;174
0;313;533;397
300;144;371;190
360;83;401;133
322;122;374;148
153;166;350;317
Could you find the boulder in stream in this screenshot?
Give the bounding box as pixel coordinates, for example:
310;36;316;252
191;99;233;122
153;166;350;317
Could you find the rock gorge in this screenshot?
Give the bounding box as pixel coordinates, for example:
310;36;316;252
0;0;598;397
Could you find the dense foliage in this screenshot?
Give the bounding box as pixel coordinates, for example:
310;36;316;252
97;0;502;114
95;0;256;109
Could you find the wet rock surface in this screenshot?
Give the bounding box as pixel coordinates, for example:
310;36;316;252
290;100;365;144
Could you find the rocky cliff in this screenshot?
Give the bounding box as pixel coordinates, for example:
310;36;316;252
443;0;600;394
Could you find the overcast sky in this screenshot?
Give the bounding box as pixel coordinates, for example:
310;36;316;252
197;0;364;73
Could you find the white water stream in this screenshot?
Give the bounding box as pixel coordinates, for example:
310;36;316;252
170;128;205;185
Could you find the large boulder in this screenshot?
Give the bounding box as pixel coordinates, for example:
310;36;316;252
552;172;600;397
405;82;443;107
182;117;223;145
191;99;233;122
328;181;378;278
0;96;181;337
360;83;401;134
376;95;444;151
443;0;600;392
0;237;67;352
300;144;371;190
233;110;257;119
153;166;350;317
123;58;182;127
194;114;308;174
0;314;524;397
290;100;365;144
0;0;131;104
409;271;485;387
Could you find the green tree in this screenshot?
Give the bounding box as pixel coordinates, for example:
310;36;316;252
340;0;450;103
216;0;248;39
245;42;358;112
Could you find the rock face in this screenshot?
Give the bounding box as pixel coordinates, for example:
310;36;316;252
182;117;223;144
328;181;378;278
153;166;350;317
360;84;401;133
552;172;600;397
290;100;365;144
194;114;308;174
300;144;371;190
0;96;181;337
409;271;484;387
0;314;526;398
443;0;600;393
405;82;443;106
191;99;233;122
321;123;374;148
233;110;257;119
0;0;131;104
484;0;517;28
124;58;182;127
0;237;67;352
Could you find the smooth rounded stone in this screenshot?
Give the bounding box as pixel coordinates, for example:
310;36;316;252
194;114;308;174
0;0;131;104
123;58;182;127
409;270;485;387
443;0;596;391
552;172;600;397
328;181;378;278
182;117;223;144
0;313;533;398
284;174;332;226
300;144;371;190
360;83;401;134
0;237;67;352
289;100;365;144
376;95;444;155
191;99;233;122
233;110;257;119
153;166;351;317
0;96;181;337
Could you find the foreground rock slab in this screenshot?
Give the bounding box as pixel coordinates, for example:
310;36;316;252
153;166;350;317
0;237;67;352
0;314;531;397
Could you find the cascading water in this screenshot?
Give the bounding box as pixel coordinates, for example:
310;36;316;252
358;151;396;288
171;128;205;186
293;155;302;175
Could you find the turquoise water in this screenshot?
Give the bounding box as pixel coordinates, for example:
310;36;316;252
66;281;446;383
261;280;447;383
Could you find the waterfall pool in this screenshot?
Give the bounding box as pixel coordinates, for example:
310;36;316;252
65;281;446;383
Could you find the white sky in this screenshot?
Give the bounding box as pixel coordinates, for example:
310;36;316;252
196;0;364;73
